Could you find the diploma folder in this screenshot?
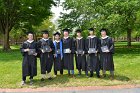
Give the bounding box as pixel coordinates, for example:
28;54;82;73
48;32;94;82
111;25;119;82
88;48;96;53
28;49;36;55
63;48;71;53
42;45;51;52
55;49;61;54
77;49;83;54
101;46;110;52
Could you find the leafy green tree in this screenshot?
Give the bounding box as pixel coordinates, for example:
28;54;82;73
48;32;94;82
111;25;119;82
0;0;54;51
33;16;56;38
10;28;24;45
59;0;140;46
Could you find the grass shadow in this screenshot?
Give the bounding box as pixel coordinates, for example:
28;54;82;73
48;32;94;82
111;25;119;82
115;74;130;81
0;49;22;63
28;74;70;88
100;74;130;81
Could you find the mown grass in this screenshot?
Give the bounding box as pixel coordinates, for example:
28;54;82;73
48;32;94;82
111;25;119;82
0;42;140;88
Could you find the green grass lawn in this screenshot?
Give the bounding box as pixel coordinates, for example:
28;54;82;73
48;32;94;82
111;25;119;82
0;42;140;88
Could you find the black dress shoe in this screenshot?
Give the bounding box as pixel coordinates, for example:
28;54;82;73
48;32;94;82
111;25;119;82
30;79;33;85
41;78;45;81
103;74;106;78
48;77;53;80
90;74;93;77
97;75;101;78
110;75;114;80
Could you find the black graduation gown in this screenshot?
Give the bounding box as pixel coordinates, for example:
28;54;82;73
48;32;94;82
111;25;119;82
20;41;37;77
62;37;75;70
38;39;55;74
85;36;100;71
100;37;114;71
75;38;86;71
54;41;63;71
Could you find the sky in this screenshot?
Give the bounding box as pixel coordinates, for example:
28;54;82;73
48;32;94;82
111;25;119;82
51;5;63;25
51;0;65;26
50;0;71;28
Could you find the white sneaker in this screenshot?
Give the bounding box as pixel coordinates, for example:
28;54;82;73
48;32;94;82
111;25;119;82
54;75;57;77
48;73;51;78
21;81;25;86
30;79;33;85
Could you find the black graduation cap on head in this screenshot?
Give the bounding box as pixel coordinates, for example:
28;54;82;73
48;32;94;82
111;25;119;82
53;32;61;36
26;31;34;35
75;29;82;33
88;28;94;32
100;28;108;32
42;30;49;34
62;28;70;33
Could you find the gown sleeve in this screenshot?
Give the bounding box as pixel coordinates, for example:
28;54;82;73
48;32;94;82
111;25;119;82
71;38;76;54
83;38;86;53
85;38;89;54
37;40;42;57
109;38;115;54
20;42;27;56
97;38;101;53
49;39;55;54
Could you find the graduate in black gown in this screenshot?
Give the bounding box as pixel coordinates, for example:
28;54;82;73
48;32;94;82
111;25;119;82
100;28;115;79
62;29;75;77
20;32;38;85
53;32;63;76
75;29;87;76
37;30;55;81
85;28;100;78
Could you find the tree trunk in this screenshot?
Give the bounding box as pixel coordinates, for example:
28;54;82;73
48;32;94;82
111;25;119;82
2;29;11;51
15;39;18;45
127;29;132;47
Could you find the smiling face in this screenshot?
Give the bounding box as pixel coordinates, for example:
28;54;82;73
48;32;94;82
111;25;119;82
101;31;107;37
89;31;94;35
27;33;34;40
43;33;49;39
76;32;81;37
63;31;69;37
54;34;60;40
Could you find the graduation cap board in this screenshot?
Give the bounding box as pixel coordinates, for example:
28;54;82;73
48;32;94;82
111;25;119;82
88;28;94;32
26;31;34;35
100;28;107;32
62;28;70;33
75;29;82;33
53;32;61;36
42;30;49;34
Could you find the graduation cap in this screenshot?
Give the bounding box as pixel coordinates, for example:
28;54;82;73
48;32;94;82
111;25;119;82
62;28;70;33
26;31;34;35
53;32;61;36
100;28;108;32
42;30;49;34
88;28;94;32
75;29;82;33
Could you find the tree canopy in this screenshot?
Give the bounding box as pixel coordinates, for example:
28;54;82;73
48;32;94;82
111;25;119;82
0;0;55;50
59;0;140;46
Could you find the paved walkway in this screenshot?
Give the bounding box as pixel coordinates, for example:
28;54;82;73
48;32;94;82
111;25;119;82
0;85;139;93
28;88;140;93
